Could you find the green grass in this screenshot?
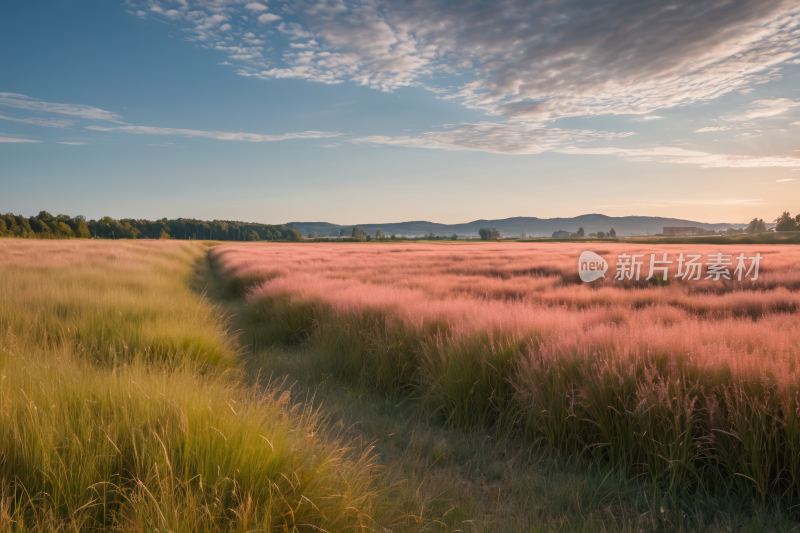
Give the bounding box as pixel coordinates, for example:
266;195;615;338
0;239;420;532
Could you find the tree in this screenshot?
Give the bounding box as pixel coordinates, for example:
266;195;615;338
56;222;74;238
478;227;500;240
375;229;384;240
775;212;797;232
451;234;458;240
521;230;526;238
609;228;617;238
597;231;606;239
746;217;767;234
352;227;367;241
286;228;302;241
576;227;585;238
0;219;7;237
390;234;396;239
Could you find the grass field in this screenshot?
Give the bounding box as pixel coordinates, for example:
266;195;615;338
3;238;800;532
211;242;800;520
0;240;423;532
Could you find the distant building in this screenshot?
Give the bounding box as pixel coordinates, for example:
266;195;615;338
663;226;705;236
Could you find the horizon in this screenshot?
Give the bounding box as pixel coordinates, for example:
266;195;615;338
2;1;799;222
0;210;754;227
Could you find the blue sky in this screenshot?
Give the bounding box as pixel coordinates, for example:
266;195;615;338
1;0;799;224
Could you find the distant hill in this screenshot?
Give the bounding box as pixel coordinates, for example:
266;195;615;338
286;214;747;238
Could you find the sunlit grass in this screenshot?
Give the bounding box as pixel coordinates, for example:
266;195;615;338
0;239;401;532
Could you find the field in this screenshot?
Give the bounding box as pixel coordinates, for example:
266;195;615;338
0;240;416;532
212;242;800;509
3;238;800;532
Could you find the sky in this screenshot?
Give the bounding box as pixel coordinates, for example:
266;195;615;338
1;0;799;225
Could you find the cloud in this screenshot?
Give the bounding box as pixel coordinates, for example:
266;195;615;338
354;121;636;154
0;112;75;128
257;13;281;24
0;136;40;143
721;98;800;121
130;0;800;121
85;124;340;142
637;116;664;121
131;0;800;121
0;92;121;121
559;146;800;168
56;141;87;145
776;178;794;182
695;125;737;133
355;121;800;167
791;121;800;126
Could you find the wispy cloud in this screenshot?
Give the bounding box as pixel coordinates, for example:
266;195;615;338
354;120;800;167
0;93;121;121
0;112;75;128
776;178;794;182
56;141;87;145
721;98;800;122
86;124;341;142
0;136;40;143
636;115;664;122
559;146;800;168
695;124;746;133
354;122;636;154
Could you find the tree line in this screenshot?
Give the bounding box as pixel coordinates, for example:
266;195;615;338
773;212;800;232
0;211;303;241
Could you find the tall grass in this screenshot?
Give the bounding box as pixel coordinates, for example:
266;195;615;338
212;242;800;508
0;240;401;532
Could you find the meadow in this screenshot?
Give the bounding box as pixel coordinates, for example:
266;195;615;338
212;242;800;509
0;240;415;532
4;237;800;532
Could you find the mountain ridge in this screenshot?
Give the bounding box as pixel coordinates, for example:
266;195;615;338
286;214;748;237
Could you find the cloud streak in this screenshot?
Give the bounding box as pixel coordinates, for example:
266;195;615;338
354;122;636;154
721;98;800;121
355;121;800;168
86;124;341;142
559;146;800;168
0;112;76;128
0;93;121;121
0;137;40;143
